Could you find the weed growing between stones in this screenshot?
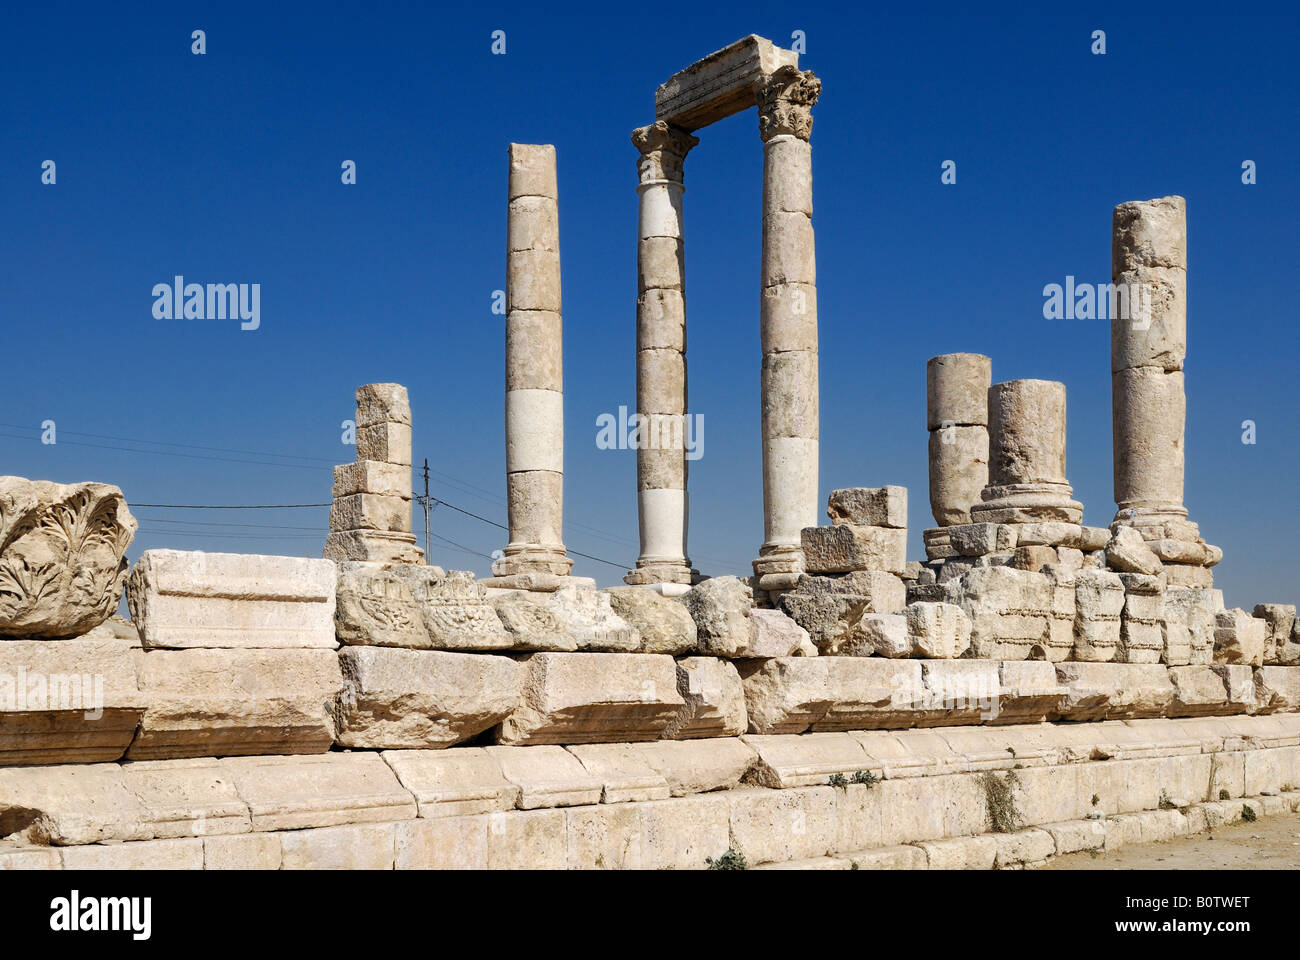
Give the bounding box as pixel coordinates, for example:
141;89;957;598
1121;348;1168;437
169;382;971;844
706;847;748;870
981;770;1022;833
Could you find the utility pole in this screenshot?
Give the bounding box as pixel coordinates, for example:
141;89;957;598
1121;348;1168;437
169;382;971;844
421;458;431;565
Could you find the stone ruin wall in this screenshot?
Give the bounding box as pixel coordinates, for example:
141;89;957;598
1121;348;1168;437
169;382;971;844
3;36;1300;871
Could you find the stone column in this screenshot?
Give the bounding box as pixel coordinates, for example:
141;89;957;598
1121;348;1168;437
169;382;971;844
923;354;991;561
1110;195;1219;587
325;383;423;564
499;143;571;579
752;65;822;592
970;379;1082;524
625;121;699;592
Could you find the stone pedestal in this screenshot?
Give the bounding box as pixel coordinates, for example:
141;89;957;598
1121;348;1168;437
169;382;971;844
625;121;699;590
751;66;821;592
970;380;1082;526
1109;195;1219;581
324;383;422;564
496;143;572;580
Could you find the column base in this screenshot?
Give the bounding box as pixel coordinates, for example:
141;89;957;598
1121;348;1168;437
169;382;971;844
479;573;597;593
324;530;424;565
752;543;805;589
970;482;1083;525
496;543;573;578
923;528;956;560
624;562;698;587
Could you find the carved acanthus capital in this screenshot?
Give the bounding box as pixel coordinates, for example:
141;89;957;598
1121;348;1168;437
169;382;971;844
755;66;821;142
631;120;700;184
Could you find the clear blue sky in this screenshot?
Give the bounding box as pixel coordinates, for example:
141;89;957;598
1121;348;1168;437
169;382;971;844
2;3;1296;611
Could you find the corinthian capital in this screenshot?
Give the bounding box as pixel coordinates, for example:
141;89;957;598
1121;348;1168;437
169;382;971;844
755;66;821;142
631;120;700;184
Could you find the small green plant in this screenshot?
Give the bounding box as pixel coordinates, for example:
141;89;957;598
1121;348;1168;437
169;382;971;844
1006;746;1016;758
1219;789;1230;800
1091;794;1100;807
1088;848;1100;860
851;770;880;787
980;770;1022;834
828;773;849;789
1283;783;1294;793
1241;805;1257;823
1158;789;1177;811
706;847;748;870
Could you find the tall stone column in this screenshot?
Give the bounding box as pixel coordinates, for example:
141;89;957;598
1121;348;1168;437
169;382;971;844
1110;195;1219;586
625;121;699;592
752;65;821;592
970;379;1082;524
499;143;572;579
923;353;991;560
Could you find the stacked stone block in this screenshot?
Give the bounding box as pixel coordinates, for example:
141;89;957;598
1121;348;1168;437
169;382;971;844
924;352;990;561
324;383;421;564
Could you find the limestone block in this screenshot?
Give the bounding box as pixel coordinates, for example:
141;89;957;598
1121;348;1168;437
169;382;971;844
355;382;411;427
499;652;684;744
1254;667;1300;713
917;835;998;870
826;486;906;528
793;570;905;607
539;585;638;652
355;421;412;466
323;529;423;565
566;743;672;803
1117;572;1166;664
1163;621;1193;666
743;731;872;788
0;476;136;639
1163;562;1214;589
994;828;1056;868
1165;587;1217;665
381;748;520;817
484;744;602;808
491;592;575;651
278;822;397;870
738;657;832;734
1015;522;1082;548
1078;526;1112;551
1211;664;1260;713
633;738;757;795
220;753;415;831
61;837;204;870
754;657;924;733
329;492;412;535
1105;526;1163;576
994;661;1065;724
0;637;145;765
1073;568;1125;661
1147;539;1211;565
0;763;151;845
1053;663;1175;721
779;593;869;655
127;648;343;759
334;562;428;648
948;522;1017;557
919;660;1000;724
121;758;251;838
748;608;816;658
928;426;989;527
1255;604;1297;665
851;613;911;658
946;566;1052;660
389;567;513;650
681;576;753;657
1166;666;1231;717
801;524;906;574
203;833;282;869
603;586;696;654
726;785;839;866
1011;545;1057;571
127;549;337;650
0;847;62;870
335;647;522;748
665;656;746;739
1214;609;1266;667
1042;818;1106;855
332;460;412;499
907;601;972;658
927;353;992;429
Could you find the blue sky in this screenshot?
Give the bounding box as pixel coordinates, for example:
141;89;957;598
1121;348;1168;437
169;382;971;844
2;4;1296;610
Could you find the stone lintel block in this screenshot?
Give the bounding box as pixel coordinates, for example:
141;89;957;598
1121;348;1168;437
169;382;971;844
335;647;523;749
498;652;684;744
381;748;520;817
0;637;145;765
127;549;337;650
655;34;800;131
484;744;603;808
127;648;343;760
826;486;907;529
220;753;416;832
800;524;906;575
